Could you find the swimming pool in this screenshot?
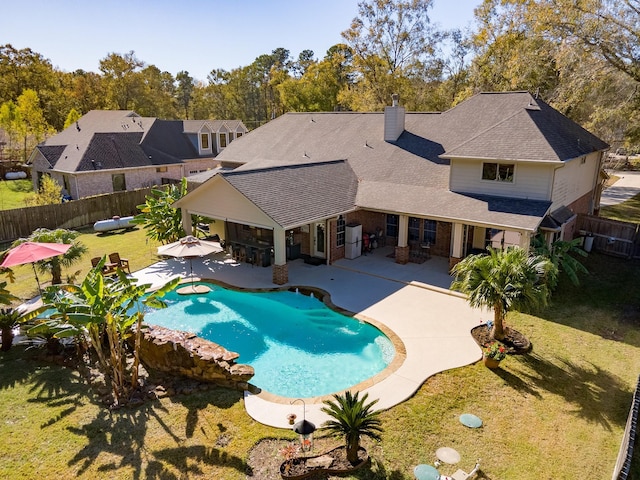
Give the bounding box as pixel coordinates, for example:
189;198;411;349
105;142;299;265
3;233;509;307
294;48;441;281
143;283;395;398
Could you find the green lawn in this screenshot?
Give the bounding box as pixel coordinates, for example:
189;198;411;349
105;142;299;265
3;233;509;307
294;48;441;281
600;192;640;223
1;226;162;303
0;179;33;210
1;229;639;479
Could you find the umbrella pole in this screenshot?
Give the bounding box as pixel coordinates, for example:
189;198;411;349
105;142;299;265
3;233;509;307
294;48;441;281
31;262;42;295
189;258;194;287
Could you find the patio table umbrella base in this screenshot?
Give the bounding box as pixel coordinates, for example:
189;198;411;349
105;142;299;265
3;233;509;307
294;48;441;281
177;284;211;295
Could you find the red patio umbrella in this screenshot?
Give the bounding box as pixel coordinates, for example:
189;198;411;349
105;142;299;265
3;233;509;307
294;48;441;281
1;242;72;294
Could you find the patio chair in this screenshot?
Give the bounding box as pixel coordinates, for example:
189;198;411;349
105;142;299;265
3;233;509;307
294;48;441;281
108;252;130;274
449;459;481;480
92;256;117;275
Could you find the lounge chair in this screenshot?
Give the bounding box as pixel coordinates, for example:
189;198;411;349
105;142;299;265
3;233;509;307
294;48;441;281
108;252;130;274
447;460;481;480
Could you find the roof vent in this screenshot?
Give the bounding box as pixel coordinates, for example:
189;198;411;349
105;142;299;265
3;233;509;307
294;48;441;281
76;121;81;132
526;98;541;111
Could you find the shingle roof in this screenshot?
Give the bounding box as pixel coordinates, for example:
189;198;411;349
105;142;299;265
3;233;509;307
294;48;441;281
356;182;551;230
443;94;609;161
189;92;608;230
182;120;247;134
223;160;358;228
38;145;66;168
34;110;215;172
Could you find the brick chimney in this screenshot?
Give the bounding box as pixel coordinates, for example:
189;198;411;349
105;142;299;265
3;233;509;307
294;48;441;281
384;94;405;142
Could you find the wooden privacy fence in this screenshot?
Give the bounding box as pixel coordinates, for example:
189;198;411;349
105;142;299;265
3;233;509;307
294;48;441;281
612;375;639;480
0;187;153;243
576;214;640;258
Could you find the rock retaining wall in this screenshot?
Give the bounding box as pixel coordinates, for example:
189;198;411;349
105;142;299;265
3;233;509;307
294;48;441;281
139;324;255;392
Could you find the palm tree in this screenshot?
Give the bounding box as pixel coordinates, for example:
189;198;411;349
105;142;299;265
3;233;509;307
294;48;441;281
12;228;87;285
0;308;20;351
451;246;555;340
41;262;179;406
320;391;383;464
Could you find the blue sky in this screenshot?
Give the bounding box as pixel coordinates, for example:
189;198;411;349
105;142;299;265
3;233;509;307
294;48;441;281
2;0;480;82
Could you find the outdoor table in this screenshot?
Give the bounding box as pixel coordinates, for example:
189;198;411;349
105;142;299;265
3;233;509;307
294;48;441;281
436;446;461;464
413;464;440;480
459;413;482;428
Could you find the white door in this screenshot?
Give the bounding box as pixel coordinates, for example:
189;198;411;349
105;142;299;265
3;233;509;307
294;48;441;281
313;222;326;258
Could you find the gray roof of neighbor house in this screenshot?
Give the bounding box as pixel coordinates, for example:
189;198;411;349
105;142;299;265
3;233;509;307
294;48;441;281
31;111;246;173
187;92;608;231
182;119;246;134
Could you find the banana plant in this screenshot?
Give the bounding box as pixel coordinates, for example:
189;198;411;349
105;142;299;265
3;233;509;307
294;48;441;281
41;257;179;406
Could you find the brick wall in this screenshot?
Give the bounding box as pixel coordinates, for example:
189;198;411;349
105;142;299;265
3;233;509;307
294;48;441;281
33;159;217;199
432;221;452;257
567;190;594;215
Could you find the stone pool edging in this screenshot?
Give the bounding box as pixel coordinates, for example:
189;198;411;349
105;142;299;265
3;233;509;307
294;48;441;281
138;324;257;392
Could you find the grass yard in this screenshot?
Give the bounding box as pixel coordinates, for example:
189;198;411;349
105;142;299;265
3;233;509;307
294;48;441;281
0;179;32;210
1;226;162;303
601;192;640;223
0;229;639;479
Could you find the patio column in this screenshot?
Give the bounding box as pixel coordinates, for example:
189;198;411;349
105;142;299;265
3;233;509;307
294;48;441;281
181;208;192;237
272;227;288;285
449;222;464;269
519;231;531;252
395;215;410;264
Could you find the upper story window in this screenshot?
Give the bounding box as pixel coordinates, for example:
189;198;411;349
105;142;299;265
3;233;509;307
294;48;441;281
482;162;514;182
200;133;210;150
228;132;235;143
219;133;227;148
237;131;243;138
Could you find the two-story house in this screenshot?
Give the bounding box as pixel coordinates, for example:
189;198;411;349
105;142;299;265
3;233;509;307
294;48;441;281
174;92;609;285
27;110;248;199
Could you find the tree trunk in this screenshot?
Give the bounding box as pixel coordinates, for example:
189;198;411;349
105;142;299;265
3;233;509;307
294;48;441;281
1;326;14;351
51;264;62;285
130;312;144;393
492;303;506;340
346;437;359;465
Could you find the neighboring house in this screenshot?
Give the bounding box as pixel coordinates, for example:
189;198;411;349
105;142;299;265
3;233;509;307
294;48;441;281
175;92;609;285
27;110;248;199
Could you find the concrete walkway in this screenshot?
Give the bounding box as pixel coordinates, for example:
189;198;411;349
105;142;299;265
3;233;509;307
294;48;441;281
601;170;640;206
132;247;484;429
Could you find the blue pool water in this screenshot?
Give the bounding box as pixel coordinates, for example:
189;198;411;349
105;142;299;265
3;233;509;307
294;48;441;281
143;284;395;398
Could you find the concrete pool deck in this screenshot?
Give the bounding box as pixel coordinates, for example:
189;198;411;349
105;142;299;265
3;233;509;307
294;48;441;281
132;246;485;429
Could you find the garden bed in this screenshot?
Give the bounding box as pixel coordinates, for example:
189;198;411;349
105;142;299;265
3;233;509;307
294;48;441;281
470;324;532;354
279;446;369;479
